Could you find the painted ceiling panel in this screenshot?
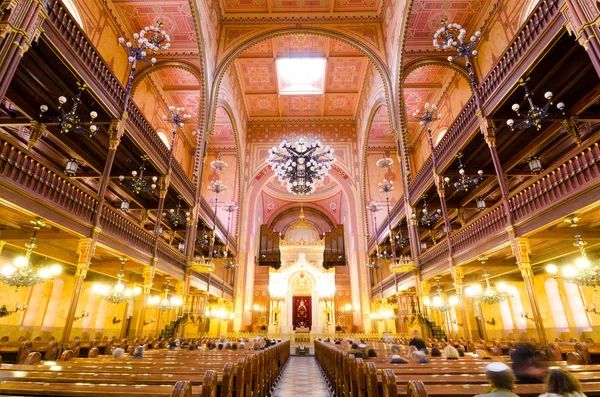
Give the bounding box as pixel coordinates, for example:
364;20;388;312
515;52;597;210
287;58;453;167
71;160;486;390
246;94;280;117
236;58;278;93
326;57;367;92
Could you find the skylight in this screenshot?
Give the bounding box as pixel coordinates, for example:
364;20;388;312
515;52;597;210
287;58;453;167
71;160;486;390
276;58;326;95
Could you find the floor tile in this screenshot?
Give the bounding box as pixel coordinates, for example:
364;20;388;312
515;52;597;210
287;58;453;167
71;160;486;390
272;356;332;397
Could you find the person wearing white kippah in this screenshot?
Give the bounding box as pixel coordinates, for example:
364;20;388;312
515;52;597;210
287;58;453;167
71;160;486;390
474;362;519;397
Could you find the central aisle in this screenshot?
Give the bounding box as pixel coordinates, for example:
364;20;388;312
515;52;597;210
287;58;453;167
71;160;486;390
272;356;332;397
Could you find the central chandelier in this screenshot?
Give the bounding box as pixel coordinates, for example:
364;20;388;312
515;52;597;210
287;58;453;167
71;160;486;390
465;257;512;305
39;83;99;137
119;21;171;92
444;152;484;192
0;219;62;290
424;278;458;313
267;138;335;195
92;258;141;304
119;156;158;194
507;78;565;131
148;277;183;311
547;217;599;289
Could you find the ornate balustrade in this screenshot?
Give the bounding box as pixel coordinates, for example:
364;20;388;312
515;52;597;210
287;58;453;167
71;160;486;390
99;206;156;255
477;0;562;110
0;139;97;225
509;141;600;226
44;0;195;203
157;240;187;269
418;238;449;274
408;156;433;202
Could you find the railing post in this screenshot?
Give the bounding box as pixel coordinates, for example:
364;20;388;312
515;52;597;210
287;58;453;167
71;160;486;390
0;0;45;100
61;236;97;344
509;234;548;345
561;0;600;78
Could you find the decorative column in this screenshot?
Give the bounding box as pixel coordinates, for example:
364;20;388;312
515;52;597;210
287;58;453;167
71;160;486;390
480;117;514;227
421;279;431;339
452;265;471;340
136;265;155;337
152;175;169;254
0;0;45;100
61;237;97;344
510;235;547;345
562;0;600;78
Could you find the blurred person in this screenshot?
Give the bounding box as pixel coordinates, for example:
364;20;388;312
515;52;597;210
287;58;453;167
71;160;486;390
539;368;585;397
112;348;125;358
511;343;547;384
444;345;460;360
132;346;144;359
409;329;427;353
474;362;519;397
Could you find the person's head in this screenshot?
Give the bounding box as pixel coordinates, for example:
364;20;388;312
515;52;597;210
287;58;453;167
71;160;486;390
390;354;408;364
112;347;125;358
444;345;459;359
351;343;359;350
476;349;491;359
457;347;465;357
412;329;419;337
545;368;581;395
133;346;144;357
408;345;418;355
358;343;367;351
430;347;441;357
232;343;238;350
169;341;177;350
367;349;377;358
225;342;231;349
486;362;515;391
219;334;226;342
391;345;401;355
217;343;224;350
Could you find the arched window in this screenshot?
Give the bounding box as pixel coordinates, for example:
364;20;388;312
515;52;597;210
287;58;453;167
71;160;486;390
157;131;171;148
499;300;514;332
62;0;84;29
545;278;569;331
508;286;527;331
564;282;592;331
435;129;447;146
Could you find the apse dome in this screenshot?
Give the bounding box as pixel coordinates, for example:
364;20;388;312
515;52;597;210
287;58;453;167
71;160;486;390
284;207;321;244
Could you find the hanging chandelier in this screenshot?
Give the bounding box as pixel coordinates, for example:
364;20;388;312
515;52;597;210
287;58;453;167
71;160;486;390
193;180;227;274
546;217;600;289
148;277;183;311
413;103;442;159
376;153;394;169
444;152;484;192
222;200;238;264
366;201;382;270
266;138;335;195
370;299;397;320
39;83;99;137
433;19;481;84
119;156;158;194
210;153;228;172
119;21;171;92
92;258;141;304
163;196;190;228
0;219;62;290
424;278;458;313
416;196;442;228
465;257;512;305
507;78;565;131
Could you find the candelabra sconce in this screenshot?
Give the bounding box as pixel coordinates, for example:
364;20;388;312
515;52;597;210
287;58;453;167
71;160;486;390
506;78;566;132
0;303;27;318
74;311;90;321
119;21;171;92
112;316;122;325
585;304;600;315
39;83;99;137
118;156;158;194
487;318;496;326
452;320;463;327
521;312;535;322
144;318;157;326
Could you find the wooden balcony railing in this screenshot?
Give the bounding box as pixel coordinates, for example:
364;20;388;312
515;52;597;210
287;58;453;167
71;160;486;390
157;240;187;269
509;141;600;224
44;0;195;202
418;237;449;271
449;204;507;254
0;140;97;223
477;0;562;108
99;206;155;254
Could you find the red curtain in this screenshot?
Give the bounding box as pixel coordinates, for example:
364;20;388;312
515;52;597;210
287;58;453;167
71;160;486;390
292;296;312;330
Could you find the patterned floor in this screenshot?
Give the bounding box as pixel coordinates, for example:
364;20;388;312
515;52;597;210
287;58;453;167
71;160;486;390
272;356;332;397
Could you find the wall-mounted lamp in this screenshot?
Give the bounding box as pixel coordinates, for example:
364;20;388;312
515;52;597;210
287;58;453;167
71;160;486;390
521;312;535;322
64;159;81;176
144;318;156;326
584;304;600;315
452;319;463;327
74;311;90;321
112;316;122;325
120;200;130;212
476;197;486;211
0;302;27;318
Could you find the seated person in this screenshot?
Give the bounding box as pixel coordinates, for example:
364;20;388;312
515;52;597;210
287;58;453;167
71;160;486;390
132;346;144;359
348;343;364;358
168;341;177;350
477;349;492;359
218;334;229;344
431;347;442;357
444;345;460;360
231;343;238;350
112;347;125;358
474;362;519;397
457;347;466;357
217;343;224;350
239;342;245;349
411;350;429;364
511;343;547;384
539;368;586;397
367;348;377;358
391;345;401;355
409;329;427;354
390;354;409;364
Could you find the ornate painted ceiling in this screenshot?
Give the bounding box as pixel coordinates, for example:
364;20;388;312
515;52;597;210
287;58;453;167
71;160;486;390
236;35;368;120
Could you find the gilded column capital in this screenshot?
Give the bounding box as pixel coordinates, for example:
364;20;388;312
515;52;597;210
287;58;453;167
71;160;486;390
142;265;155;295
176;280;185;296
76;238;96;264
511;236;531;265
27;120;46;150
421;280;431;295
159;175;170;197
0;240;6;255
479;117;497;148
75;262;90;278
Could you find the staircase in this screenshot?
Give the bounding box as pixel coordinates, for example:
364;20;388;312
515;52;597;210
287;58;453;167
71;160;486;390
159;314;188;339
429;320;447;341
